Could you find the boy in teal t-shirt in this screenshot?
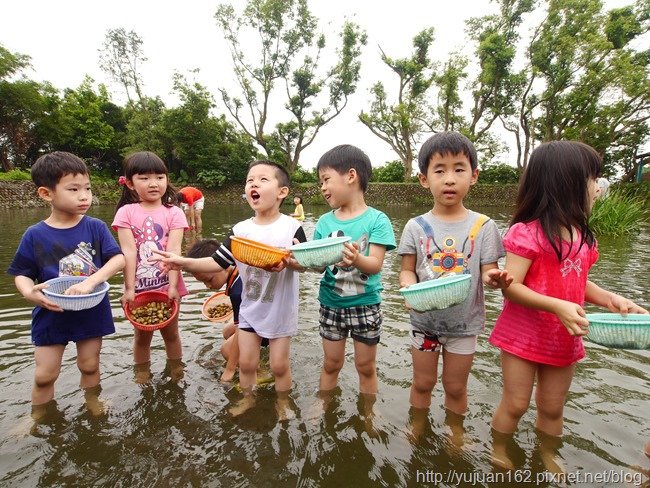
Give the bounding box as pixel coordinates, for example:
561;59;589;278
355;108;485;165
314;145;396;400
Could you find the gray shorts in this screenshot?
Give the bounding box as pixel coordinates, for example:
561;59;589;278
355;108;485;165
319;304;382;345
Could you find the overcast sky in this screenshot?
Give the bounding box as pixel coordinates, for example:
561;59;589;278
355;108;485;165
1;0;640;169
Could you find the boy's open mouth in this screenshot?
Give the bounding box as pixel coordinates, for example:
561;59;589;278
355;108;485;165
250;190;260;202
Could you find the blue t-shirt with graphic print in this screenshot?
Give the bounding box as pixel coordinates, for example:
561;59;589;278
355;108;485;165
314;207;396;308
8;216;122;346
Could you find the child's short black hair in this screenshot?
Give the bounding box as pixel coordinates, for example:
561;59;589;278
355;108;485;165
418;132;478;173
187;239;221;259
31;151;89;189
294;195;303;204
248;160;291;188
316;144;372;193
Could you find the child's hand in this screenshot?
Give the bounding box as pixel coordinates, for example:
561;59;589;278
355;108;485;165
120;289;135;308
339;241;360;267
605;294;649;315
484;269;513;290
150;249;183;273
554;300;589;336
27;283;64;312
167;287;180;303
64;279;96;296
268;259;288;272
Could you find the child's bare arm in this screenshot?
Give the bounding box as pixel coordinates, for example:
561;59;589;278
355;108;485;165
585;280;648;314
399;254;418;288
64;254;126;295
503;252;589;336
117;228;138;304
151;249;224;274
165;229;185;301
15;275;64;312
339;242;386;275
481;262;513;290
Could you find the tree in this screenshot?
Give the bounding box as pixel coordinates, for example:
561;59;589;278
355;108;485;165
214;0;366;173
99;28;147;106
0;44;62;170
162;73;257;184
507;0;649;172
55;77;118;165
359;29;437;181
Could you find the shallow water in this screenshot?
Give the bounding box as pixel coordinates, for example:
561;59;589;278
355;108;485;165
0;204;648;487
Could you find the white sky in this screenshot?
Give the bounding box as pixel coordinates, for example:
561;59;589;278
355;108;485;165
0;0;641;169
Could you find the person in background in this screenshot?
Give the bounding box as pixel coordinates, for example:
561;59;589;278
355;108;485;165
178;186;205;233
8;151;125;418
488;141;647;472
290;195;305;221
595;177;610;199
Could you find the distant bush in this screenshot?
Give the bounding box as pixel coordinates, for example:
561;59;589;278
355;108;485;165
372;160;406;182
479;164;520;184
292;167;318;184
0;169;32;181
589;190;647;236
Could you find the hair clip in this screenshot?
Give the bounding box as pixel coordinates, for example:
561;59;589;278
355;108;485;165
119;176;126;186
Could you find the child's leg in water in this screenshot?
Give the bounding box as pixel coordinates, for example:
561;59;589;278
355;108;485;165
32;344;65;407
221;331;239;383
229;330;261;416
159;319;182;361
491;352;536;469
269;337;295;420
441;349;474;415
534;363;575;436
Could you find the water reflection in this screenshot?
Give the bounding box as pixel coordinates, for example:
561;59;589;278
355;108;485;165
0;204;648;486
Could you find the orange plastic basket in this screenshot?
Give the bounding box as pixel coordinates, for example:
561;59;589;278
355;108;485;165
202;291;234;323
230;236;289;270
125;291;179;331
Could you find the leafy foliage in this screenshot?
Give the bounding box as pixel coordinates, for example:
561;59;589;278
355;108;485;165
478;163;520;184
372;160;407;183
215;0;367;172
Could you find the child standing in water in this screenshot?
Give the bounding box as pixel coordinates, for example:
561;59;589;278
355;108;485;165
398;132;509;442
153;160;306;418
112;152;189;382
8;152;125;417
311;145;396;431
489;141;648;471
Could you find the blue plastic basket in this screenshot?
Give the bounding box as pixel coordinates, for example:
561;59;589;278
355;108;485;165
42;276;109;311
399;274;471;311
586;313;650;349
290;236;351;268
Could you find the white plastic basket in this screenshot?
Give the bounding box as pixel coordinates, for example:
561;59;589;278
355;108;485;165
290;236;352;268
399;274;471;311
42;276;109;311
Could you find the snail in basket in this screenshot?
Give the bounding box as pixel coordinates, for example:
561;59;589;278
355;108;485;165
207;303;232;319
131;301;173;325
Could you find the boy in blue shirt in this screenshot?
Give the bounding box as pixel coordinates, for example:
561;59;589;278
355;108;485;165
8;152;125;417
314;145;396;401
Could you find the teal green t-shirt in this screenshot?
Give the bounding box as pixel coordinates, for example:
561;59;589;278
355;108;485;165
314;207;396;308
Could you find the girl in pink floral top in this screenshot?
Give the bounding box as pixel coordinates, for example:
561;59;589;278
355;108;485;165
488;141;647;470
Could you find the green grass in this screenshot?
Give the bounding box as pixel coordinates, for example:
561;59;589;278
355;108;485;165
589;190;647;236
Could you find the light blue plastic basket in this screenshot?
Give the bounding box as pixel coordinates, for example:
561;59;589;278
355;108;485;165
42;276;109;311
399;274;471;311
585;313;650;349
290;236;352;268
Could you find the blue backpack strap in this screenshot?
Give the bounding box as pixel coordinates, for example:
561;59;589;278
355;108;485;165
414;215;435;238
